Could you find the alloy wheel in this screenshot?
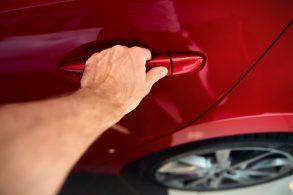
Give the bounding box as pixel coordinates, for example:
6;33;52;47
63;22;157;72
155;147;293;190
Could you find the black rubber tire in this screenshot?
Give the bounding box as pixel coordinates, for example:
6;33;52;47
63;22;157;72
124;133;293;191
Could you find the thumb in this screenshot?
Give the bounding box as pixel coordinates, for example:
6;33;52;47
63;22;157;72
146;66;168;87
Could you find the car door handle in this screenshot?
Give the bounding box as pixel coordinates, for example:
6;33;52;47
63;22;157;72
60;53;204;81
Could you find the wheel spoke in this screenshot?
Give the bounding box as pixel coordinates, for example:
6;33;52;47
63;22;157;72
185;176;209;188
158;161;197;174
224;172;253;184
179;155;211;169
243;170;278;177
231;152;272;169
250;158;289;170
209;176;223;188
216;149;231;168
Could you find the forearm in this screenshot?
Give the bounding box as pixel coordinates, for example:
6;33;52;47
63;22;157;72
0;45;166;195
0;89;122;195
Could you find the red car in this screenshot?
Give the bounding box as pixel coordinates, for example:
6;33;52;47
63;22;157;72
1;0;293;192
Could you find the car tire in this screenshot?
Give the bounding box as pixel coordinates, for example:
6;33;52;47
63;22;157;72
127;133;293;191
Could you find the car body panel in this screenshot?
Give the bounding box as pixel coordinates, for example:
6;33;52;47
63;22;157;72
1;0;72;13
0;0;292;173
82;24;293;174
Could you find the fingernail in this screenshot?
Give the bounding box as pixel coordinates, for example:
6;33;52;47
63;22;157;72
160;68;168;77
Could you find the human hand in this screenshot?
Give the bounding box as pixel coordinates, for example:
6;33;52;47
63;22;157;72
79;45;168;117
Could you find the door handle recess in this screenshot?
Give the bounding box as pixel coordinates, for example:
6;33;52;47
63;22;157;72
60;53;204;81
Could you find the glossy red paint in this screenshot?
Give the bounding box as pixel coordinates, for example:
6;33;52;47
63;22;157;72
145;55;172;76
61;64;85;77
171;54;204;76
0;0;292;174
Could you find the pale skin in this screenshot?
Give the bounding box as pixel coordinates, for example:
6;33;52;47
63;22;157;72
0;45;168;195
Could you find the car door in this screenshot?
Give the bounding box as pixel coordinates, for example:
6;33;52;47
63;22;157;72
0;0;292;170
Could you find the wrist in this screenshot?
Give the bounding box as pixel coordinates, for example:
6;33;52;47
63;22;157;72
71;89;124;123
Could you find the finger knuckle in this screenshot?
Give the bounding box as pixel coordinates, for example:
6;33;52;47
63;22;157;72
130;46;144;53
133;47;151;58
113;45;126;50
144;85;152;94
131;46;140;50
